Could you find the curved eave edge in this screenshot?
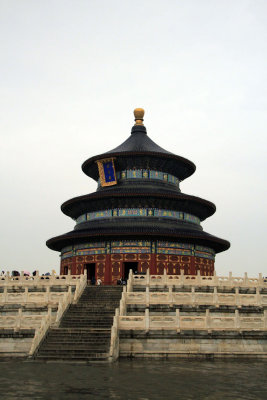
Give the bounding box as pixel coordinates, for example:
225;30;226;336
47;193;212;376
81;151;196;181
60;192;216;219
46;231;230;254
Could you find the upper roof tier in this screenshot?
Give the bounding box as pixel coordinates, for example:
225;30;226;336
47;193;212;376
82;109;196;182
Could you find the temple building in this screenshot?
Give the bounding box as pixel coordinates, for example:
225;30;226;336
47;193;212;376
47;109;230;284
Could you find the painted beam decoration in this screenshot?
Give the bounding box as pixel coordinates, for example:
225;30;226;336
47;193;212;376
96;158;117;187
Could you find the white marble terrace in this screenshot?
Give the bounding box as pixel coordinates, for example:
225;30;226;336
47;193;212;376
114;269;267;334
0;271;87;357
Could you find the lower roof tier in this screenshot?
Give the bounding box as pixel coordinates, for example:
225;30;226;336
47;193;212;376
46;226;230;254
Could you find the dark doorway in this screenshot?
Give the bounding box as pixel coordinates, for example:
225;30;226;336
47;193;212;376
85;263;96;283
123;262;138;280
63;266;68;275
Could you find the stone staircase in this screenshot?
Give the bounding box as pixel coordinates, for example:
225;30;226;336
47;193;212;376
35;286;123;362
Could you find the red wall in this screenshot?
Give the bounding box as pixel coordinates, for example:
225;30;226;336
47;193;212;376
60;253;214;284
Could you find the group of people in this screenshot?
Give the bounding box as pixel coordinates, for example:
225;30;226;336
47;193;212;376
117;278;127;285
90;277;102;285
0;270;53;278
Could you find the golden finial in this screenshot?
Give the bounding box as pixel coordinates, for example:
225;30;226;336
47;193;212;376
134;108;145;125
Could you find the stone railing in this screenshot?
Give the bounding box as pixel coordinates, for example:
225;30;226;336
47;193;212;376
29;313;52;356
126;288;267;308
0;271;84;287
131;270;267;289
109;286;128;362
0;273;88;357
0;312;49;331
119;309;267;332
109;308;120;362
0;289;66;305
54;288;72;325
29;273;87;356
0;272;87;305
73;273;87;303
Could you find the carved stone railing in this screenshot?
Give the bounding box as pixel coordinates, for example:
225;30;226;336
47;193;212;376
126;288;267;308
0;272;88;357
0;270;84;288
0;313;48;331
73;273;87;303
29;313;52;356
30;273;87;355
131;270;267;289
119;309;267;332
109;308;120;362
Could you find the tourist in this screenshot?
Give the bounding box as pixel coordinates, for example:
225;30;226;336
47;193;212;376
97;278;102;286
91;276;96;285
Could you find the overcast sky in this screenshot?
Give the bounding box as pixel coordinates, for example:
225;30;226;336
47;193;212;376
1;0;266;277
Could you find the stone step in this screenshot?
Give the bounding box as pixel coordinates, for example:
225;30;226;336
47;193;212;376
35;355;109;361
42;340;110;345
38;347;109;353
47;330;110;335
49;327;111;332
35;285;122;361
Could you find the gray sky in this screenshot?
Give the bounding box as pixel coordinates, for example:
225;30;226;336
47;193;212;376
1;0;266;277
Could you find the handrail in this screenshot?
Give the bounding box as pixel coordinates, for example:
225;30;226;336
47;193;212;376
29;312;52;356
28;276;87;357
118;309;267;332
125;289;267;308
0;271;84;287
109;308;120;361
131;270;266;288
73;273;87;303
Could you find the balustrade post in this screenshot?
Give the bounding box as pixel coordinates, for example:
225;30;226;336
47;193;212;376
258;273;263;286
119;295;126;316
213;286;218;307
176;308;180;332
127;270;133;292
50;270;56;285
180;269;184;285
5;271;10;285
145;308;149;332
256;287;261;306
66;268;71;285
244;272;248;286
235;309;240;329
163;268;167;285
228;271;233;286
168;286;173;307
196;270;201;285
146;286;150;307
191;286;195;306
16;308;22;331
46;286;50;303
213;270;217;286
205;308;210;331
235;287;240;308
146;268;150;286
24;287;28;303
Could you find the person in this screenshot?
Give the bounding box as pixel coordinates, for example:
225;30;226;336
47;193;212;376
97;278;102;286
91;276;96;285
